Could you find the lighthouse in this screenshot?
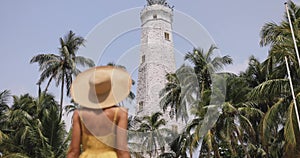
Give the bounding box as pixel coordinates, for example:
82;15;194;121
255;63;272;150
132;1;187;157
136;0;176;117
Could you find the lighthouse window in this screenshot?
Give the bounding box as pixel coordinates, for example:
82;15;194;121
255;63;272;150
142;55;145;63
139;101;144;111
164;32;170;41
153;14;157;19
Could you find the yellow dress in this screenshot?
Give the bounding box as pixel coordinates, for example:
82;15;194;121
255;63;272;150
79;109;119;158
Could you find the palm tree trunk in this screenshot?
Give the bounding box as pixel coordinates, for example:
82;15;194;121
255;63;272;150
201;82;205;100
44;75;54;93
59;71;65;118
38;84;41;97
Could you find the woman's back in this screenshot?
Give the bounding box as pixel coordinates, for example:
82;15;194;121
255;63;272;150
79;106;119;137
79;107;120;158
68;106;130;158
67;66;131;158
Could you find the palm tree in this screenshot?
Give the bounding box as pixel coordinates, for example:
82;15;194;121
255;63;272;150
0;90;10;108
37;93;68;157
259;1;300;156
159;45;233;157
184;92;221;158
160;45;232;122
260;1;300;81
0;93;68;158
167;131;190;158
183;72;264;158
217;102;261;158
0;94;52;157
184;45;232;97
247;78;298;157
239;56;270;88
0;90;10;145
30;30;95;114
160;65;198;122
64;99;79;116
136;112;169;158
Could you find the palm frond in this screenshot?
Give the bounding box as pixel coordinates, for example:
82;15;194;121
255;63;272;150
284;101;297;151
261;98;285;146
248;79;289;100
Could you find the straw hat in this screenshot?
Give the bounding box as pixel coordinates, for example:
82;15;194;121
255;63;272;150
71;66;132;109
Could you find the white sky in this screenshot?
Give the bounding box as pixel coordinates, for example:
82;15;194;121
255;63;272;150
0;0;296;128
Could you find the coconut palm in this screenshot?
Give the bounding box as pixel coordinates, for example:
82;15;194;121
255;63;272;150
0;90;10;109
0;90;10;142
0;93;68;158
136;112;169;158
160;45;232;123
260;1;300;81
239;56;270;88
177;71;265;158
0;94;51;157
159;65;198;122
64;99;79;116
166;131;189;158
30;30;95;114
37;93;68;157
218;102;262;158
247;77;299;157
219;73;263;157
259;1;300;156
184;45;232;97
159;46;233;157
184;110;216;158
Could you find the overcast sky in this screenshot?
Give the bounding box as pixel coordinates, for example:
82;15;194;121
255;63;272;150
0;1;293;111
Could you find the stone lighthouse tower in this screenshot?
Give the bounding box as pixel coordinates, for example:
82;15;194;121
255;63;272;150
136;0;180;132
134;1;185;156
136;0;175;117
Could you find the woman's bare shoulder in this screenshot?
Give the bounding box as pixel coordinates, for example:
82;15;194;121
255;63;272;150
72;110;80;120
117;107;128;118
73;109;79;115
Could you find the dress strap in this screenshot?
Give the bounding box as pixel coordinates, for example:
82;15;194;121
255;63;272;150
112;108;119;130
79;117;85;133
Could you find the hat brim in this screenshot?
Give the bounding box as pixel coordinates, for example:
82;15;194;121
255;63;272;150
71;66;132;109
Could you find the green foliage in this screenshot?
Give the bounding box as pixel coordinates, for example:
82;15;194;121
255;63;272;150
0;91;68;158
2;1;300;157
30;30;95;114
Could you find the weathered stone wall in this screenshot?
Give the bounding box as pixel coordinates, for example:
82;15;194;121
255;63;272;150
137;4;175;116
136;4;185;157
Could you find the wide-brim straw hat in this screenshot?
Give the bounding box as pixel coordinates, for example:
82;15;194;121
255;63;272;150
71;66;132;109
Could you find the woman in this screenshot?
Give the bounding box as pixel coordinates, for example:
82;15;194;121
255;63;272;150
67;66;131;158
